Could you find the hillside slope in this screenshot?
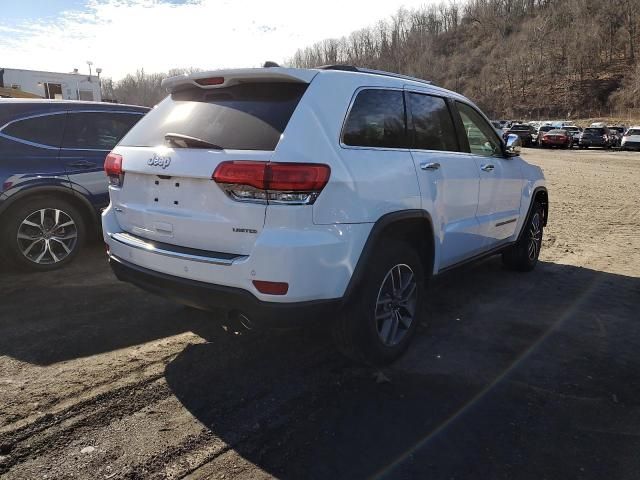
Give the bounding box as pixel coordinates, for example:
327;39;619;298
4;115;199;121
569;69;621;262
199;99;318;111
291;0;640;120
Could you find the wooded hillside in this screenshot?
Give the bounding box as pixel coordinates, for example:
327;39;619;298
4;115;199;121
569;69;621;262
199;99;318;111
291;0;640;120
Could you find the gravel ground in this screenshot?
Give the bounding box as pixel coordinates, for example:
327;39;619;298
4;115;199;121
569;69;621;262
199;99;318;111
1;148;639;479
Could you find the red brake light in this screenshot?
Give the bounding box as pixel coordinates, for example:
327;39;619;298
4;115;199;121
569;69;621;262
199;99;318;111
104;153;122;176
212;161;266;189
268;163;331;191
252;280;289;295
212;161;331;205
195;77;224;86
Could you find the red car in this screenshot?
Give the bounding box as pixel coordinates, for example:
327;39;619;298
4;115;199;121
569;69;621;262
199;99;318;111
540;129;572;148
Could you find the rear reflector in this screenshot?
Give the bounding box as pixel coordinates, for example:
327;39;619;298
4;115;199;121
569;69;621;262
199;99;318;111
252;280;289;295
195;77;224;86
212;161;330;205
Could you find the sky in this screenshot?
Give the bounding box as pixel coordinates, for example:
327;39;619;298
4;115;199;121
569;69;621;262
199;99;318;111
0;0;429;80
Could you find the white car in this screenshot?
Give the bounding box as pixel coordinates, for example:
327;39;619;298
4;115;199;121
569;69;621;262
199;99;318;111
102;66;548;364
621;127;640;151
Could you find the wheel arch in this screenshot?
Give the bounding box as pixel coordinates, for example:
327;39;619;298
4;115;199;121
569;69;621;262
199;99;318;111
0;186;99;238
517;186;548;241
343;209;436;302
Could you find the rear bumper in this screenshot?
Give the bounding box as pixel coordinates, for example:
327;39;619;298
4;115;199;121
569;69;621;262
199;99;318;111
109;254;341;327
579;138;606;146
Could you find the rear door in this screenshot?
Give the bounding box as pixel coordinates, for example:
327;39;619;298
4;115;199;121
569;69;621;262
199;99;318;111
110;81;309;255
405;89;483;268
60;110;145;209
0;111;67;193
453;101;523;249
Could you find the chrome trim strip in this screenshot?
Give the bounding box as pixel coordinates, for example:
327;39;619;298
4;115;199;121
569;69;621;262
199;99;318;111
496;218;517;227
0;132;60;150
109;232;247;266
0;110;145;150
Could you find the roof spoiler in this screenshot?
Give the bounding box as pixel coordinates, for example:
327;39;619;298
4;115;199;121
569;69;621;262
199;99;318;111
162;68;317;93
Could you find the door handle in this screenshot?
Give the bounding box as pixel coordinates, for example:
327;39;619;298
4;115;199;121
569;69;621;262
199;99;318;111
66;160;96;168
420;162;440;171
480;163;495;172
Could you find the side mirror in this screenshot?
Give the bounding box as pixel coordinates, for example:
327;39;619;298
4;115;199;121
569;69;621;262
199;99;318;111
505;133;521;157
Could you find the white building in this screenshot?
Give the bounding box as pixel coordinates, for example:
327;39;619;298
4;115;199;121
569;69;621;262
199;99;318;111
0;68;101;101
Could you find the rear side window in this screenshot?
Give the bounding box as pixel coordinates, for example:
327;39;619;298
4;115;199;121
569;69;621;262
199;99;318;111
2;114;65;147
407;93;458;152
121;82;308;150
63;112;143;150
342;89;406;148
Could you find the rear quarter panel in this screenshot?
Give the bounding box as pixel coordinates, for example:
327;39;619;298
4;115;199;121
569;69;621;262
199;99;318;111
274;72;421;226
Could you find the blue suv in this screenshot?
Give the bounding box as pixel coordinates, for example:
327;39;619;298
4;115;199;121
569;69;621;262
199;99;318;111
0;100;148;270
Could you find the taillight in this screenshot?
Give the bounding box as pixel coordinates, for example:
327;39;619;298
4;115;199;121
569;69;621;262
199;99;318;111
104;153;124;187
212;161;331;205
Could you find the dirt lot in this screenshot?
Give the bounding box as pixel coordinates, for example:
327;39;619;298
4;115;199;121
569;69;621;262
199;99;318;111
1;148;639;480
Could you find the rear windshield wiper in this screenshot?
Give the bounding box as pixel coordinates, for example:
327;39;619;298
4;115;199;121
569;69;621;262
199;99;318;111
164;133;223;149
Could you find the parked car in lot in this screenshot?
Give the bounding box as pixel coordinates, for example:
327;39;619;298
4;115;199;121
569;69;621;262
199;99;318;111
0;100;149;270
539;128;573;148
563;125;582;146
579;126;611;149
102;65;548;364
621;126;640;150
506;123;537;147
608;126;625;148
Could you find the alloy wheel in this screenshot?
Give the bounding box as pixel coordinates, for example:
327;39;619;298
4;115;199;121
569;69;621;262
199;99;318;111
527;212;542;261
374;264;417;346
17;209;78;265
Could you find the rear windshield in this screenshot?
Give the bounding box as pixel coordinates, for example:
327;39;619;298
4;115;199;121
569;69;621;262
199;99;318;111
120;82;308;150
539;126;554;132
584;128;605;134
627;129;640;135
548;129;567;134
510;125;529;130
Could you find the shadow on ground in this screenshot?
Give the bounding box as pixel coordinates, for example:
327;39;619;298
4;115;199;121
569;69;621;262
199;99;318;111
0;245;238;365
2;244;640;479
165;258;640;480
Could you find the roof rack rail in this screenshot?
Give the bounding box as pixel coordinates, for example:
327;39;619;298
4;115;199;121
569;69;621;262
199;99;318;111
316;65;431;85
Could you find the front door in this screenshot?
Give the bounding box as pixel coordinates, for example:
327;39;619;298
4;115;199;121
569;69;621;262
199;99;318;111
405;89;483;269
454;102;524;249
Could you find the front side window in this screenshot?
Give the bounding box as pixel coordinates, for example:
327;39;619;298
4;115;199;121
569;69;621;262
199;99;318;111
2;114;65;147
342;89;406;148
407;93;458;152
62;112;143;150
456;102;501;157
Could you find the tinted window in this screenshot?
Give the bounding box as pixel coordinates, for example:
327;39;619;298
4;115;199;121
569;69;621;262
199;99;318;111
408;93;458;152
342;89;406;148
627;129;640;135
456;102;501;157
121;83;307;150
584;128;605;134
2;114;65;147
62;112;143;150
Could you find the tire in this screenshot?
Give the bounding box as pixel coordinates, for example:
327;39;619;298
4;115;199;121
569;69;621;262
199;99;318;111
0;196;86;271
333;239;426;365
502;202;543;272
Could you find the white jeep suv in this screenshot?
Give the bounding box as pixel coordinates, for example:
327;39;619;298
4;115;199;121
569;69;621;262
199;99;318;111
102;66;548;364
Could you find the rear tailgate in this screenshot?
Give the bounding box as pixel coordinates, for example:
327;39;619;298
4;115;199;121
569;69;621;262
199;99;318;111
111;146;271;255
108;69;315;255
